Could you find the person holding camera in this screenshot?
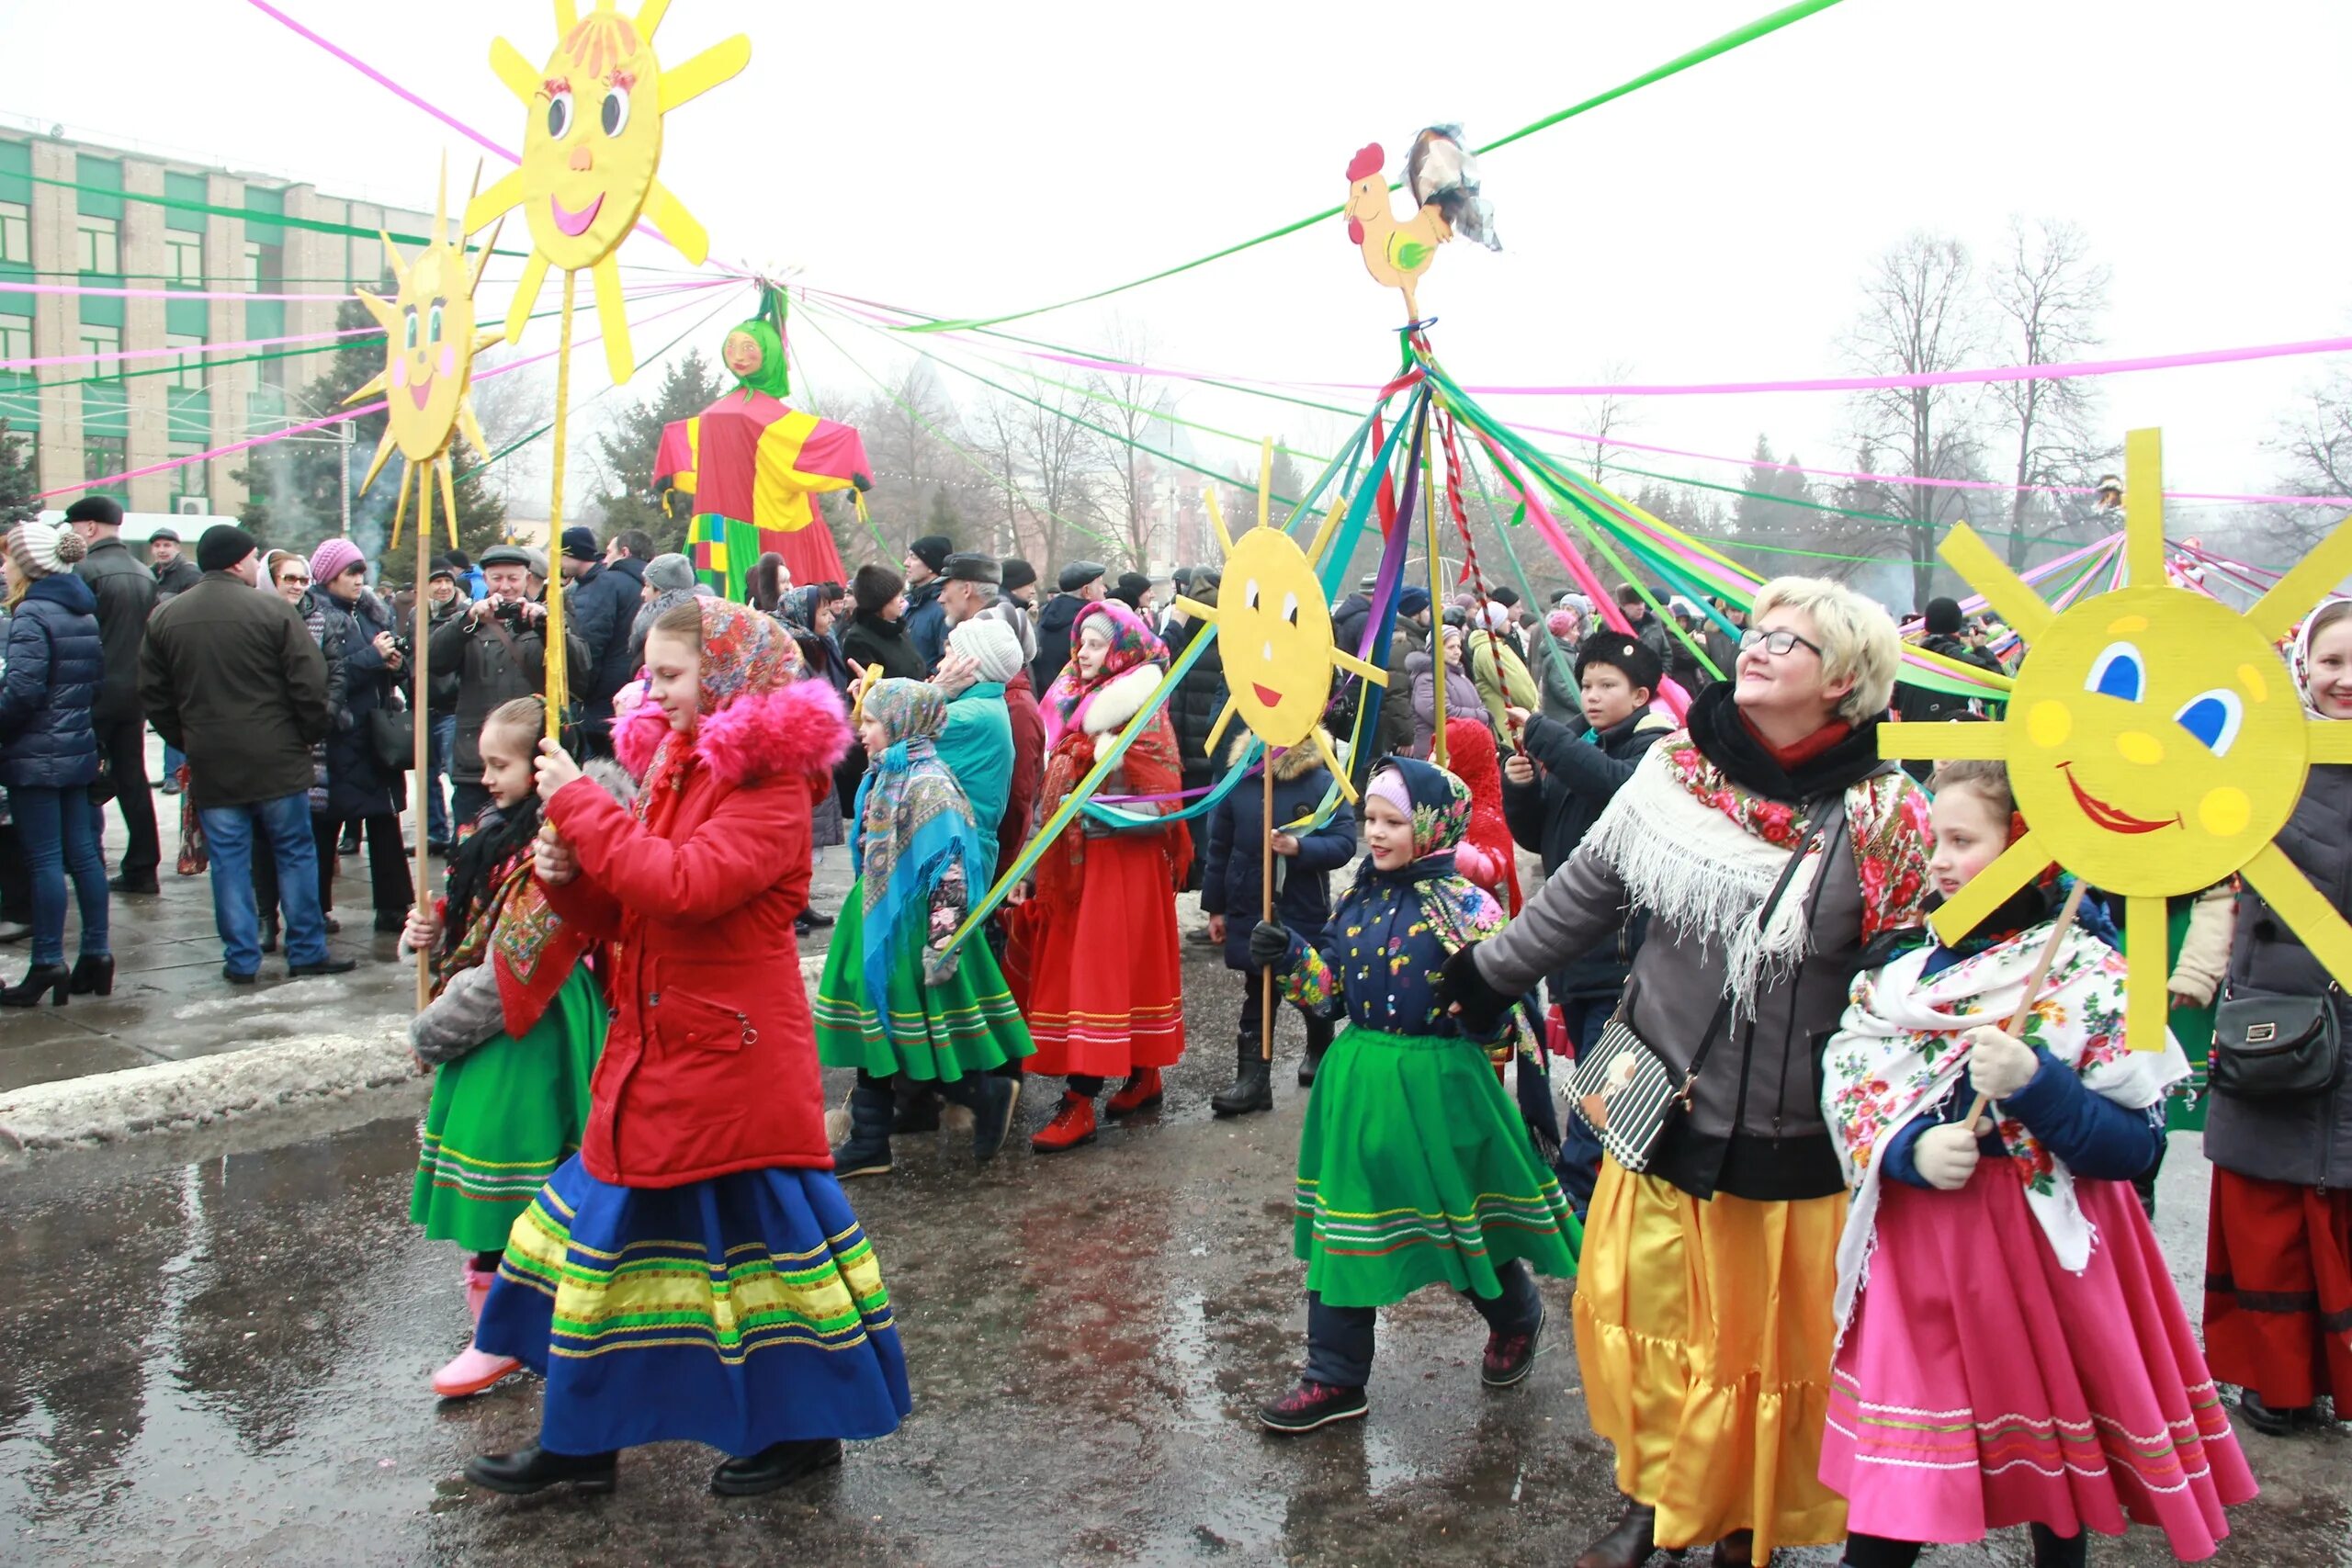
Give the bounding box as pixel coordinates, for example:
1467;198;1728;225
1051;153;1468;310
433;544;590;834
299;538;413;935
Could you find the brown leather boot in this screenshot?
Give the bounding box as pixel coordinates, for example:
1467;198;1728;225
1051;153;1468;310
1572;1500;1658;1568
1712;1529;1770;1566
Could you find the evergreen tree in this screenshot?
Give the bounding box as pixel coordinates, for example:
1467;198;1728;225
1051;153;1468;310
0;419;39;525
924;486;960;542
592;348;725;557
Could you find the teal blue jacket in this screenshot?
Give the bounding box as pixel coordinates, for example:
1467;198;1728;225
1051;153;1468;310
937;683;1014;873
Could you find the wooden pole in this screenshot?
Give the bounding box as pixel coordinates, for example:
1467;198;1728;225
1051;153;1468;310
413;470;434;1010
1420;400;1448;771
1961;879;2089;1128
1261;747;1277;1064
541;269;577;746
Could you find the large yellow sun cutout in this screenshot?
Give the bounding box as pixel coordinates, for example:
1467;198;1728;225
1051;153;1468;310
344;162;500;548
1174;438;1387;795
465;0;749;385
1886;427;2352;1050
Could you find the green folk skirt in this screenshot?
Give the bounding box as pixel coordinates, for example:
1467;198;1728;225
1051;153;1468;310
1294;1026;1580;1309
410;964;605;1254
812;882;1035;1082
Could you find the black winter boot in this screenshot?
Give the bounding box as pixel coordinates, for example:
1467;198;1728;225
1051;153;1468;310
1298;1021;1332;1087
1210;1040;1274;1117
831;1076;895;1178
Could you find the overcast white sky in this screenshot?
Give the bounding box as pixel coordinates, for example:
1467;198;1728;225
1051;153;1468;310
10;0;2351;535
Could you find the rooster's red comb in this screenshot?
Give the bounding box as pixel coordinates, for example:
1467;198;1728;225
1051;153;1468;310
1345;143;1385;183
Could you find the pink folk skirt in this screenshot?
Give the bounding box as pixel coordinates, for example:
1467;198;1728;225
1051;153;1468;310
1820;1161;2256;1560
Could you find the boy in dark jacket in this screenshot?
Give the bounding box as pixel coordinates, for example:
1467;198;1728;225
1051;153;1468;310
1498;630;1670;1216
1200;728;1357;1115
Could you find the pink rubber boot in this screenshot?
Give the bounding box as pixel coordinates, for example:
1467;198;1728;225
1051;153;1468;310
433;1263;520;1398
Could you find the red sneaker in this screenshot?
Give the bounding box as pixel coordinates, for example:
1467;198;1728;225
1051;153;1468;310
1104;1066;1164;1118
1030;1092;1099;1153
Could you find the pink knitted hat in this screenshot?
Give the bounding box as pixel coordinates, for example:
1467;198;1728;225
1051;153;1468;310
309;536;366;585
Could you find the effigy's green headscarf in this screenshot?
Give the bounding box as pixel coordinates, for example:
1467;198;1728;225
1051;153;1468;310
720;316;791;400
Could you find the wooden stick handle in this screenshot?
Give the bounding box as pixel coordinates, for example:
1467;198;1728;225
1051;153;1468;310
1261;748;1277;1064
413;476;434;1012
1962;879;2088;1126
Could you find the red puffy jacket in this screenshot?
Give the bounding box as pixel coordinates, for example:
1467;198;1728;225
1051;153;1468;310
544;680;850;1188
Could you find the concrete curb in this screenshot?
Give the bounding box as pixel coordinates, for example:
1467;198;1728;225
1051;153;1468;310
0;957;830;1160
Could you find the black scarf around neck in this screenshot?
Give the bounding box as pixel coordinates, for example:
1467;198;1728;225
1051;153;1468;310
1685;681;1887;805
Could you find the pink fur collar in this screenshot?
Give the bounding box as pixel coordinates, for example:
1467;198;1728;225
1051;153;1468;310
613;681;850;789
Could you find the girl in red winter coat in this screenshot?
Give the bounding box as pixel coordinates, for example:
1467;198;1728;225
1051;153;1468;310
1442;716;1522;916
463;598;910;1500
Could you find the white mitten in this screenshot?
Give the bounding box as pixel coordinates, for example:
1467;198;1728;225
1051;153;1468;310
1964;1025;2039;1100
1912;1122;1984;1191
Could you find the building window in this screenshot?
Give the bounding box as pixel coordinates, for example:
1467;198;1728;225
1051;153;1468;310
165;231;204;286
0;202;27;265
164;333;206;390
79;321;121;371
75;215;120;276
169;444;209;502
0;321;28;365
85;433;127;491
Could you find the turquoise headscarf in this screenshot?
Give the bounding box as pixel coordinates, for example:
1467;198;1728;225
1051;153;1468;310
851;680;989;1038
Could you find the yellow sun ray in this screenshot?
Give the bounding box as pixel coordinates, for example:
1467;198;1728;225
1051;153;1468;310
1304;488;1348;570
1331;647;1389;684
1257;436;1273;532
2123;428;2167;588
1929;831;2053;946
593;256;634;384
1204;694;1240;757
502;250;551;346
357;422;399;496
2248;513;2352;645
2310;722;2352;764
458;400;491;464
490;37;541;105
437;457;462;550
2124;893;2171;1065
660;35;752;112
1938;523;2055;645
466;169;526;241
636;0;669;33
1204;486;1236;555
1878;718;2009;761
641;180;709;266
389;460;417;551
1309;729;1359;803
2241;841;2352;987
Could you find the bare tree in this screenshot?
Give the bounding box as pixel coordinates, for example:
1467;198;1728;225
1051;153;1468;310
850;360;966;557
1572;358;1642;481
1985;218;2114;570
2265;364;2352;554
1845;231;1984;610
1085;318;1175;573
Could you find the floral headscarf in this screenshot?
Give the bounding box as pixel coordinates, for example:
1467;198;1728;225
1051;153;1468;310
694;596;799;712
1042;599;1167;743
2290;597;2352;718
851;679;985;1038
1371;755;1473;861
779;584;826;636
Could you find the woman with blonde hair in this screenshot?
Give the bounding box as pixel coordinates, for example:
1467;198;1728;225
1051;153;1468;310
1445;576;1933;1567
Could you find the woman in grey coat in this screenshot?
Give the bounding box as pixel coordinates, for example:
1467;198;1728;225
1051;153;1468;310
2202;596;2352;1438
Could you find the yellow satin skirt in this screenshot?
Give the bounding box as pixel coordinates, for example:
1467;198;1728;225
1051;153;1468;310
1571;1157;1849;1556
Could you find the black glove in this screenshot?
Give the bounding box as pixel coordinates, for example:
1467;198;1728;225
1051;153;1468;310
1438;942;1513;1035
1248;919;1293;970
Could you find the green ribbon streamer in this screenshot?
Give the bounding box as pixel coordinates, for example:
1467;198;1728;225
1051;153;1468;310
20;172;538;258
901;0;1846;333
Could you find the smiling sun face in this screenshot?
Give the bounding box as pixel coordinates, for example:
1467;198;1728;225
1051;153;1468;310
2011;586;2303;894
345;163;498;550
1175;438;1387;795
1886;427;2352;1053
466;1;749;385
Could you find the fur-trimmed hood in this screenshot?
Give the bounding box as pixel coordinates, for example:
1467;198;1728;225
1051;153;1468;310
1225;724;1337;780
612;678;852;789
1076;661;1164;739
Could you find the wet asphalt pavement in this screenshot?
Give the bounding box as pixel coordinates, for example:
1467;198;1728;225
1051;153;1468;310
5;931;2351;1566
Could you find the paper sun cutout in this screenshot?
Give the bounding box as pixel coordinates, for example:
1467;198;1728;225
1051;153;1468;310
1883;427;2352;1051
466;0;749;384
1174;438;1387;795
345;162;501;549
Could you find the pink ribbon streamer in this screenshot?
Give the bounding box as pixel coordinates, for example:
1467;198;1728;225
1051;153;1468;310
0;281;356;303
34;285;738;500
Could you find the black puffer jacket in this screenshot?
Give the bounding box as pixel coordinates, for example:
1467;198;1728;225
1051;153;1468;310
74;536;156;726
1164;604;1227;783
1499;706;1672;998
567;557;648;724
2205;762;2352;1189
1031;592;1086;695
0;574;103;789
1200;732;1357;972
302;584;403;818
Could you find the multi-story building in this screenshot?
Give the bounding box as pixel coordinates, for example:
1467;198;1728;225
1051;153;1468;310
0;118;433;520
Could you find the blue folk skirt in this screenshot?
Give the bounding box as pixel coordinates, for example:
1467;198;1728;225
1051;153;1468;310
477;1156;912;1457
